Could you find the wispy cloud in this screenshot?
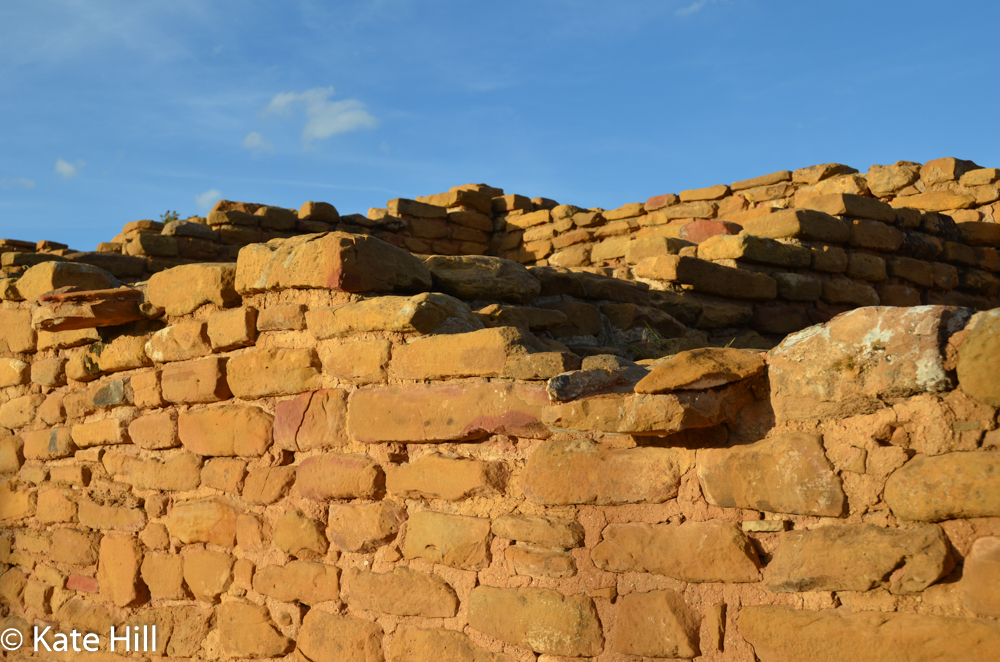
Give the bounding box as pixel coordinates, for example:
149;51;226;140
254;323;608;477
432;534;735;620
242;131;274;155
676;0;712;16
0;178;35;189
263;86;377;147
55;158;85;178
194;188;222;212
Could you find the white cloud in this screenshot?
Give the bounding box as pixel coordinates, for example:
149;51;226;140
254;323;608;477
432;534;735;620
263;86;377;146
0;177;35;189
194;188;222;212
242;131;274;155
675;0;710;16
55;158;85;178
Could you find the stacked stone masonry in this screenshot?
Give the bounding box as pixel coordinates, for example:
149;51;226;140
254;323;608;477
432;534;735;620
0;158;999;661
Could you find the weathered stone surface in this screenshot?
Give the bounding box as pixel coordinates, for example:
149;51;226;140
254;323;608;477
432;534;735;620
697;234;811;267
698;433;845;516
802;192;895;223
962;537;1000;617
128;411;179;450
0;309;35;353
731;170;792;191
614;589;700;659
0;393;44;429
273;510;328;557
0;435;23;474
297;609;384;662
207;306;257;351
308;292;480;338
226;347;322;398
141;553;185;599
386;454;500;500
127;453;202;491
274;389;349;451
327;501;406;552
391;626;513;662
867;162;920;196
545;368;623;403
765;523;951;593
144;321;211;362
957;309;1000;406
77;499;146;531
600;302;686;337
504;351;582;380
147;263;239;316
634;255;777;300
403;510;491;570
71;418;127;448
183;549;233;601
392;326;531;379
242;466;296;504
98;535;143;606
891;190;976;212
165;497;238;546
635;347;764;393
884;451;1000;521
321;339;391;384
178;406;273;457
592;520;760;582
16;261;119;301
542;382;753;435
345;567;458;617
793;163;858;185
0;483;35;521
297;453;382;500
161;356;231;404
507;544;577;578
738;605;1000;662
252;560;340;605
218;602;293;659
424;255;541;303
348;381;548;443
741;208;850;243
236;231;431;295
522;438;692;505
467;587;604;657
22;427;75;460
768;306;969;421
32;287;144;332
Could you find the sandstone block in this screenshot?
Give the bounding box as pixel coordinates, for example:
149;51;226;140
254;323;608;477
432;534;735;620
165;497;238;546
0;435;23;474
506;544;576;578
849;218;903;251
523;438;691;505
242;466;296;504
128;411;179;450
504;351;581;379
0;483;35;521
403;510;491;570
236;232;431;295
803;192;897;222
274;510;328;557
697;234;811;267
16;261;119;302
252;560;340;604
731;170;792;190
600;302;686;337
885;451;1000;521
327;501;406;553
345;567;458;617
147;263;239;316
492;515;586;549
206;306;257;351
218;602;293;658
161;356;231;404
52;528;100;565
226;347;322;398
391;627;513;662
961;537;1000;617
741;209;849;243
467;587;603;657
299;200;340;222
386;454;500;500
201;457;246;492
273;389;349;451
867;162;920;196
891;190;977;212
888;256;935;287
633;255;777;300
698;432;845;516
424;255;541;303
144;321;211;362
391;326;530;379
178;406;272;456
773;272;822;301
536;300;602;336
0;309;35;353
0;358;29;387
0;393;44;429
296;452;382;500
957;309;1000;406
297;609;383;662
98;535;143;607
738;605;1000;662
321;339;390;384
127;453;202;491
593;520;760;582
141;553;185;599
347;381;548;443
635;347;764;393
77;499;146;531
71;418;127;448
131;369;163;409
256;303;306;331
308;292;480;338
846;252;888;282
22;427;75;460
183;549;233;602
614;589;700;658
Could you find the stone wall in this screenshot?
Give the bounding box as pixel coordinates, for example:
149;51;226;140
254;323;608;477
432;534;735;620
1;228;999;661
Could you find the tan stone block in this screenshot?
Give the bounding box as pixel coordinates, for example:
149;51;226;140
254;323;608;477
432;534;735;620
742;208;849;242
698;432;845;516
0;393;45;429
0;435;23;474
161;356;231;404
392;627;513;662
252;560;340;605
0;308;36;353
256;303;305;331
731;170;792;191
867;162;920;196
49;464;89;486
391;326;530;379
22;428;74;460
242;466;295;504
846;252;888;281
887;256;935;287
320;339;390;384
299;200;340;222
297;609;383;662
37;392;66;425
308;292;479;338
0;358;29;387
614;589;700;658
16;261;118;302
810;244;849;272
503;351;581;379
792;163;857;185
546;243;592;267
891;190;977;211
590;236;632;262
201;457;246;493
273;388;349;452
424;255;541;303
97;535;142;607
207;306;258;351
821;278;880;305
467;587;603;657
403;510;491;570
36;487;77;523
78;499;146;531
218;602;293;659
128;411;179;450
633;255;777;299
679;184;729;202
183;549;232;602
327;501;406;553
178;405;272;456
147;263;239;316
492;515;585;548
141;553;186;599
885;451;1000;521
296;452;382;500
655;200;717;219
37;327;98;351
346;567;459;617
505;545;576;578
139;522;170;550
127;453;202;491
144;321;211;362
131;369;163;409
166;497;237;546
30;357;66;387
962;537;1000;617
347;381;548;443
51;530;99;565
226;347;321;398
90;333;153;373
71;418;127;448
386;454;499;500
624;236;690;264
273;510;328;557
848;218;903;251
236;513;263;550
634;347;765;393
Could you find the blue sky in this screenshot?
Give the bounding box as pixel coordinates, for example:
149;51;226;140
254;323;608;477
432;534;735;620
2;0;999;250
